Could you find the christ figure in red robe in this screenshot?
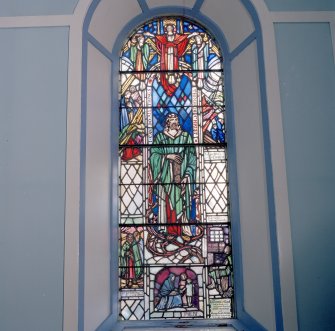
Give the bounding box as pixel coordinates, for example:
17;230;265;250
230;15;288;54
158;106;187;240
148;24;193;96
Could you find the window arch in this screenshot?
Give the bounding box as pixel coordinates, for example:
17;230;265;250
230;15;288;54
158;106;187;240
118;17;234;321
79;1;292;330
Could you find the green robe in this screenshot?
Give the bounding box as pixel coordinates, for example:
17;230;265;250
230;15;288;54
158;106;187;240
120;240;143;280
132;240;143;279
150;130;196;224
130;43;149;69
120;241;132;279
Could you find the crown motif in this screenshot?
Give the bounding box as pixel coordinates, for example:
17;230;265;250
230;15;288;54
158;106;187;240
163;18;176;27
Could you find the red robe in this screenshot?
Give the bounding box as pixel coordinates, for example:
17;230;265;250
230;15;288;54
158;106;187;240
155;34;189;96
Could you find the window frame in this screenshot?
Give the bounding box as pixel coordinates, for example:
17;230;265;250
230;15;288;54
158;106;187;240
79;1;288;330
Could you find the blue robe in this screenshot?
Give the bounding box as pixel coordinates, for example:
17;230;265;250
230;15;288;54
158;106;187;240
156;274;182;310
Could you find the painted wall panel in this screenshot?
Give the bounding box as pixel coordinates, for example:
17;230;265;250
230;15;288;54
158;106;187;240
84;43;111;331
147;0;195;8
264;0;335;11
201;0;254;52
231;41;276;331
0;0;78;16
0;27;68;331
275;23;335;331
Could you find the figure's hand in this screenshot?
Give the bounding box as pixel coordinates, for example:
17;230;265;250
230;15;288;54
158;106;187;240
188;32;198;39
143;32;154;37
170;290;178;295
166;154;183;164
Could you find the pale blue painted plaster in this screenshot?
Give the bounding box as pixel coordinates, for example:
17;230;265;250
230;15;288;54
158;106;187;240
264;0;335;11
0;27;69;331
0;0;79;16
275;23;335;331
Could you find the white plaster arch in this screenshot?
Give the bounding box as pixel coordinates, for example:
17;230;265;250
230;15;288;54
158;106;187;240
201;0;255;51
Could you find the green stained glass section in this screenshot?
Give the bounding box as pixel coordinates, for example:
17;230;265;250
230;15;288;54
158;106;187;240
118;17;234;321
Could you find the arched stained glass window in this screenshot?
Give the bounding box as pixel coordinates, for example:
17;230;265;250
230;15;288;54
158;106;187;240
118;17;234;321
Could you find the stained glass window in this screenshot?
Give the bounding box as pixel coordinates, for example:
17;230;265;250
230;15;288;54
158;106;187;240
118;17;234;321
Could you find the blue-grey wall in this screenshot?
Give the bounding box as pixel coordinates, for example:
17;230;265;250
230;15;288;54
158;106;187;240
265;0;335;11
0;0;79;16
0;27;69;331
275;23;335;331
